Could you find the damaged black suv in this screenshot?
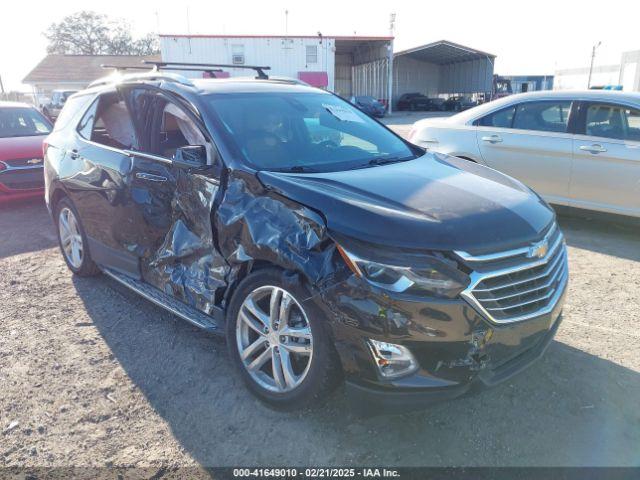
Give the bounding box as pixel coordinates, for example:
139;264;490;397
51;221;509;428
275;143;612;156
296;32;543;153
44;64;568;411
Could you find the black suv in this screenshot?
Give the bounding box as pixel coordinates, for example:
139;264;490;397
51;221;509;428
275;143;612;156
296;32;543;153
44;65;568;411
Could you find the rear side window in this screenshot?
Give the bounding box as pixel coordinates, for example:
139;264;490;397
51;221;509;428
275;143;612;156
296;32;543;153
585;103;640;142
52;94;94;132
512;101;572;133
77;92;137;150
477;106;515;128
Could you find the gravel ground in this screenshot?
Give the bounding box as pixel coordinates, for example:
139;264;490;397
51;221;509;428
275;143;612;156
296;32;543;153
0;121;639;468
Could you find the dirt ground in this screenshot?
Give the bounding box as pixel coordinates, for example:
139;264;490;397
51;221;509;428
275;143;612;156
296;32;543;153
1;122;639;468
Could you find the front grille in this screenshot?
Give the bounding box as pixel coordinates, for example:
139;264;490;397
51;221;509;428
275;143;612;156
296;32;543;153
457;224;568;324
3;180;44;190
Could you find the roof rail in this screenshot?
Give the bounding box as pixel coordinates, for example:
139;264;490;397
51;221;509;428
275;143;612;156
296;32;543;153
143;61;271;80
89;66;196;88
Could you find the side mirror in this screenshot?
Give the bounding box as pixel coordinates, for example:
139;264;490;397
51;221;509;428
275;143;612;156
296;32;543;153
172;145;207;169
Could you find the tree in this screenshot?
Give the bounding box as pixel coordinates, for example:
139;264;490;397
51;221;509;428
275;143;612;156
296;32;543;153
44;11;159;56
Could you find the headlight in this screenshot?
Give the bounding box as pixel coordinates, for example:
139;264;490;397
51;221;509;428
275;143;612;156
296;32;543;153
336;245;468;298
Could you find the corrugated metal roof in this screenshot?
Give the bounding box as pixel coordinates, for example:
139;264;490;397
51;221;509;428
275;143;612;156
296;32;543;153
23;54;161;84
394;40;495;64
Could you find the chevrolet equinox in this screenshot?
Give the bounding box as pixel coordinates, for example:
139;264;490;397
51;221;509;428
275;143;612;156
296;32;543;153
44;64;568;411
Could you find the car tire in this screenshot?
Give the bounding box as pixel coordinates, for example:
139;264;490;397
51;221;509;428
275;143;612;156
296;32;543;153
226;268;340;409
55;198;100;277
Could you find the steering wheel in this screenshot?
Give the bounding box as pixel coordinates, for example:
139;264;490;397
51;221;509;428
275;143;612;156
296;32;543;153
318;140;338;149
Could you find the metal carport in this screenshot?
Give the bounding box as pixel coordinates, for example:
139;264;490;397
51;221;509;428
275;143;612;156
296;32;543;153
392;40;496;107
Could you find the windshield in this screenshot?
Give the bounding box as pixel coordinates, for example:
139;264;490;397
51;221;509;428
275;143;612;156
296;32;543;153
0;107;52;138
204;92;415;172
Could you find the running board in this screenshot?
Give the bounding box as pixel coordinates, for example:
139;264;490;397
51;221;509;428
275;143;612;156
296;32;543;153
102;267;224;335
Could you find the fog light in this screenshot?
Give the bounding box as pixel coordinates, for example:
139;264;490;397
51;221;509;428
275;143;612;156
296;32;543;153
367;339;418;379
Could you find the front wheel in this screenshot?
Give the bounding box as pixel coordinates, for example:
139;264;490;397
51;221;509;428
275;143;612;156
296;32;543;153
226;269;340;409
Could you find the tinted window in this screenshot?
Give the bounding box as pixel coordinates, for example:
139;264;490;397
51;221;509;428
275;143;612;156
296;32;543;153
53;94;94;132
204;92;415;172
0;107;52;138
512;101;572;133
77;100;98;140
585;103;640;142
478;106;516;128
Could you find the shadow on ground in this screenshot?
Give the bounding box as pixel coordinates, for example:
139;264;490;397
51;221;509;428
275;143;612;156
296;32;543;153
72;272;640;467
0;199;57;259
557;209;640;262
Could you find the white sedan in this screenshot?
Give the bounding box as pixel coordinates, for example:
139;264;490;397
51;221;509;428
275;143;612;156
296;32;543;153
408;90;640;218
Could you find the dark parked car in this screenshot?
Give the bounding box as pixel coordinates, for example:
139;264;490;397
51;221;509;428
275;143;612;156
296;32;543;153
44;68;568;411
444;96;477;112
0;101;52;203
428;97;447;111
397;92;432;111
350;95;386;118
42;90;78;120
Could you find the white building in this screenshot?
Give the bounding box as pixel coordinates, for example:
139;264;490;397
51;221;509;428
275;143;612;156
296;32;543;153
160;34;393;102
554;49;640;91
159;35;496;110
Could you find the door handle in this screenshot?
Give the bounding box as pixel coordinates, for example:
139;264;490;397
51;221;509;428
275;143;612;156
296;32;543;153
136;172;167;183
481;135;503;143
579;144;607;154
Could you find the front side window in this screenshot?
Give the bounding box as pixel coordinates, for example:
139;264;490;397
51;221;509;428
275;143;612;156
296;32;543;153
477;106;516;128
585;103;640;142
121;87;212;165
204;92;416;172
0;107;52;138
512;101;572;133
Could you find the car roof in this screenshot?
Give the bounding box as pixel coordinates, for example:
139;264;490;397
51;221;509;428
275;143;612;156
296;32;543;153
87;70;327;96
190;77;328;95
450;90;640;124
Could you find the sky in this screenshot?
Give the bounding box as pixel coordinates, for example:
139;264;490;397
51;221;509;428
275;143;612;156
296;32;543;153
1;0;638;91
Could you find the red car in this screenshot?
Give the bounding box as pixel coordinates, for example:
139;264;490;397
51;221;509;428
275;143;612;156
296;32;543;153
0;102;52;203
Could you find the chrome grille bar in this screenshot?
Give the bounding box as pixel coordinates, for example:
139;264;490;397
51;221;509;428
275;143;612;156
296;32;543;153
478;252;566;303
455;223;569;324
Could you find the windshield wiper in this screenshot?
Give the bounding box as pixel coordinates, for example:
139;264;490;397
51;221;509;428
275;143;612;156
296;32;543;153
366;155;415;167
277;165;318;173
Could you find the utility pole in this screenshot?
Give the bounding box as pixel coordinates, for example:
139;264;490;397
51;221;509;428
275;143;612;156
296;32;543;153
388;14;396;115
587;41;602;89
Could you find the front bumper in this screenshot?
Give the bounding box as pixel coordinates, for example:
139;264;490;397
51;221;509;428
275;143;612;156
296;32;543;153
318;275;567;413
345;311;563;413
0;165;45;203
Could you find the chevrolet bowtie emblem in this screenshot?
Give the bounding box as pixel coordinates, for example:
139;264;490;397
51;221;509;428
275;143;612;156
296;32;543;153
527;240;549;259
26;158;42;165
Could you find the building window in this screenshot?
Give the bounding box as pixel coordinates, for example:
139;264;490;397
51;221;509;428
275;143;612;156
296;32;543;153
306;45;318;64
232;44;245;65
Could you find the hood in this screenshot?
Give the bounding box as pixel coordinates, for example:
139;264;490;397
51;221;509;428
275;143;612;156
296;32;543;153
258;153;555;253
0;135;46;161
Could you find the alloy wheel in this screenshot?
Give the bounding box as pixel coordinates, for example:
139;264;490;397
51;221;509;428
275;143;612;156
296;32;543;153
236;286;313;393
58;207;84;269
